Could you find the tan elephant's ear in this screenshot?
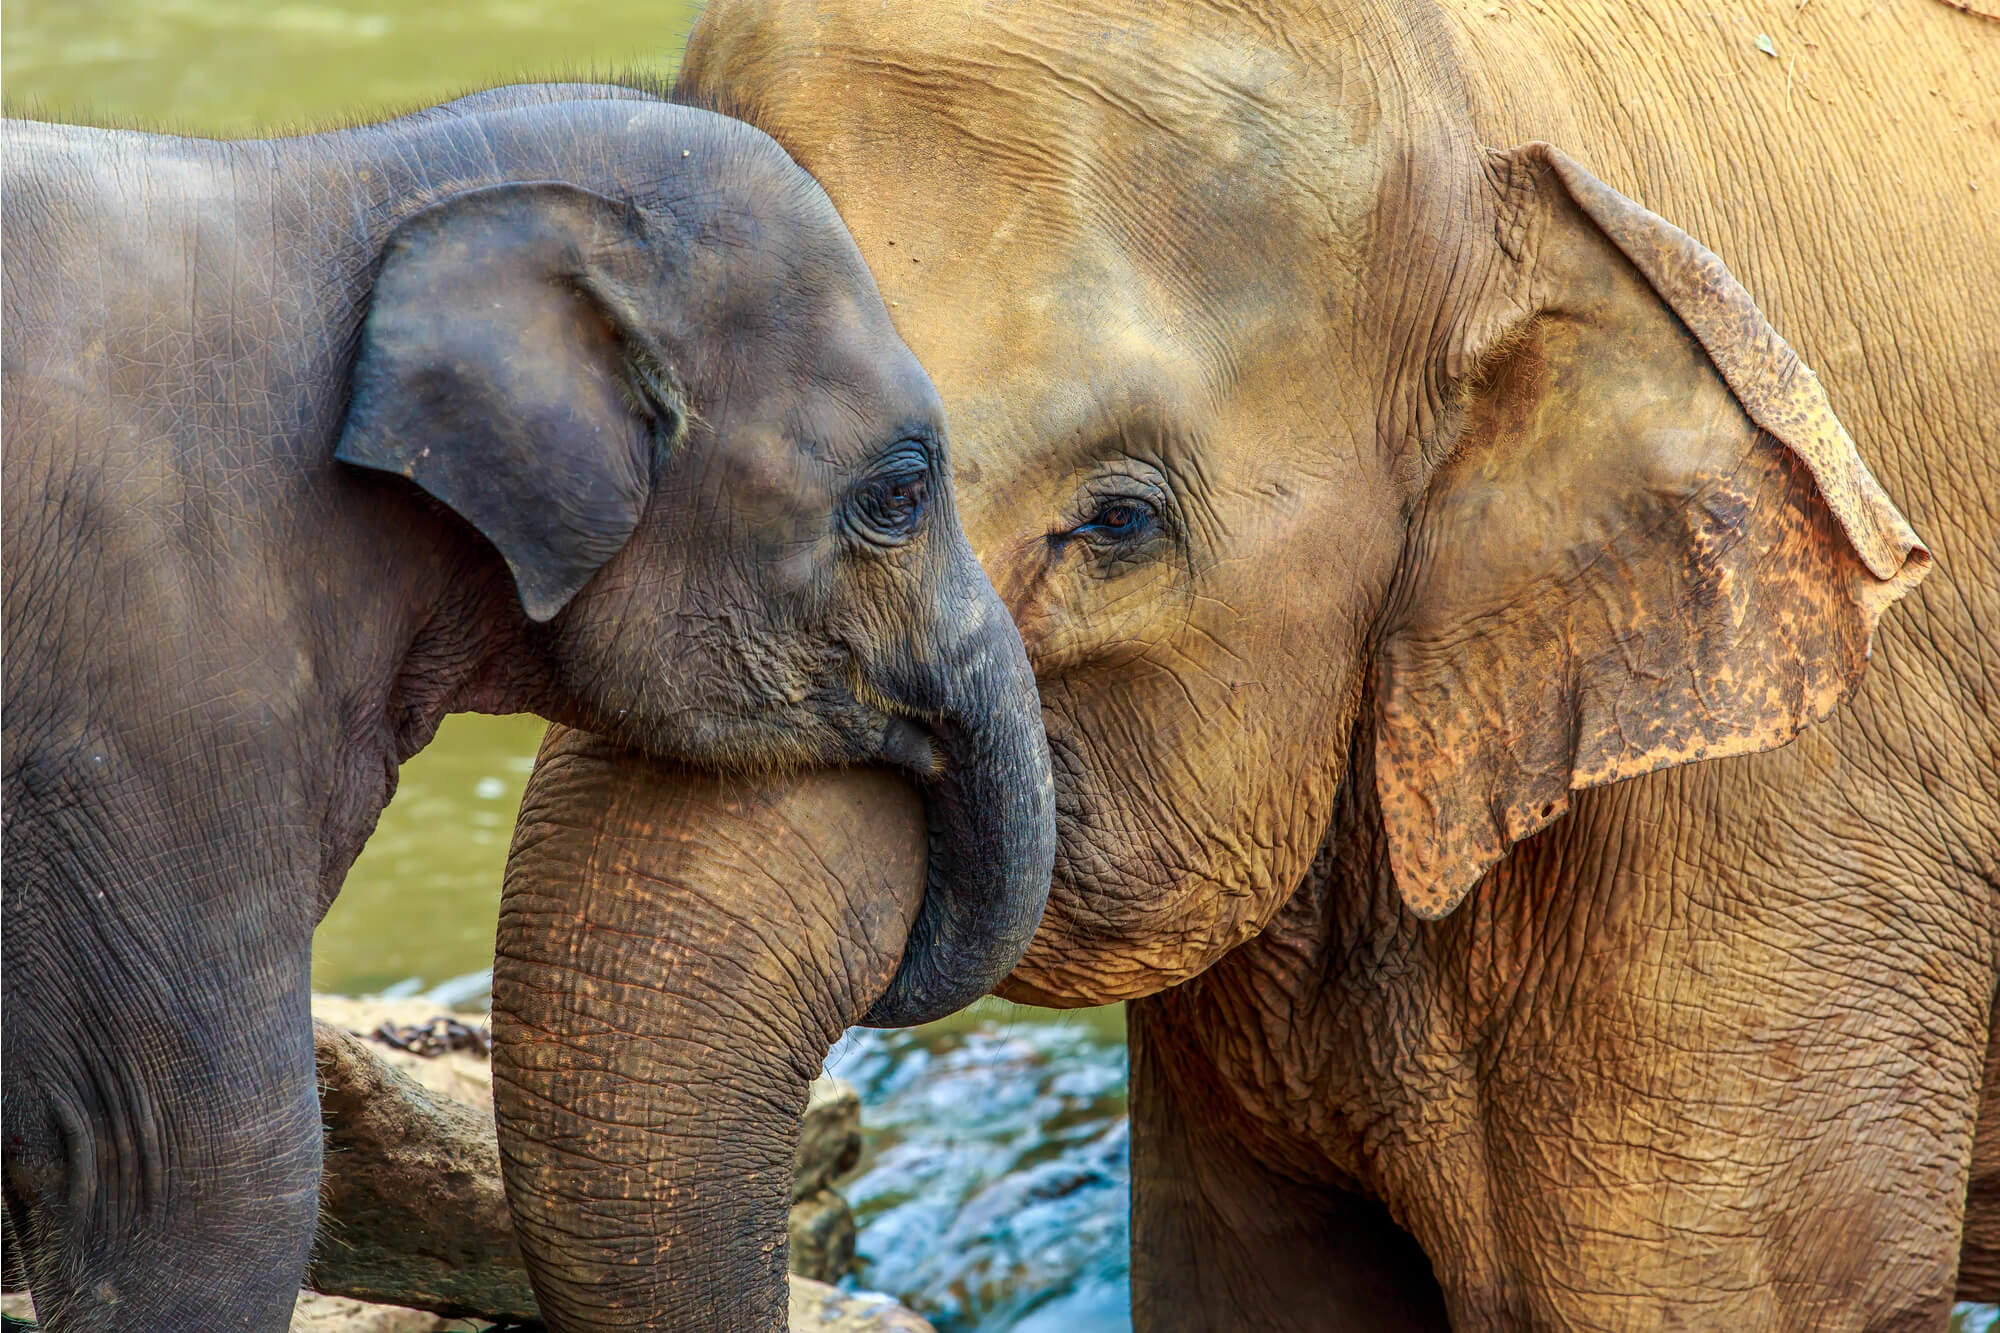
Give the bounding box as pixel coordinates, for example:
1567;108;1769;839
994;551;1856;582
1374;143;1929;920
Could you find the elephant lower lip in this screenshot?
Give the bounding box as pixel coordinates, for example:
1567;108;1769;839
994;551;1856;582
879;715;941;777
992;972;1068;1007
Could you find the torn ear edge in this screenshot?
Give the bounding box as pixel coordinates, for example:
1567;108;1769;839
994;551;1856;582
1373;142;1930;921
1525;143;1931;605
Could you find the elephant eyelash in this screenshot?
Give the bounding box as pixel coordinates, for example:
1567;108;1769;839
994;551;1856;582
1071;497;1160;542
846;441;936;548
1058;473;1178;543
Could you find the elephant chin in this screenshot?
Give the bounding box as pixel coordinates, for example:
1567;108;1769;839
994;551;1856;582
490;725;927;1332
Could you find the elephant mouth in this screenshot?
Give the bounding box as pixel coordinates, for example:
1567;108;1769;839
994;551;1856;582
875;714;942;778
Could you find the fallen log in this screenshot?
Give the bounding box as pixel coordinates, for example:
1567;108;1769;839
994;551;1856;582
3;1018;920;1332
307;1015;927;1331
309;1018;534;1319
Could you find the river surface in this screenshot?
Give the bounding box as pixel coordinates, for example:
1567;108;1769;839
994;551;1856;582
6;6;1983;1331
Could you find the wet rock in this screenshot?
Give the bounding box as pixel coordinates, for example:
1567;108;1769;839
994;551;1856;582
788;1188;858;1285
796;1076;864;1200
787;1278;935;1333
790;1076;863;1284
826;1014;1131;1332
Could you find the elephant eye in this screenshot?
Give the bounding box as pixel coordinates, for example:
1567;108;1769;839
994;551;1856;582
1074;497;1158;543
850;444;932;547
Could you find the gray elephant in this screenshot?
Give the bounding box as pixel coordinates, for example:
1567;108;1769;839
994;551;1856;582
0;85;1053;1331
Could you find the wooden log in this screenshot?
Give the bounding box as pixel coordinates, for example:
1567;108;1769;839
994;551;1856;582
309;1019;536;1320
306;1018;928;1332
6;1016;919;1331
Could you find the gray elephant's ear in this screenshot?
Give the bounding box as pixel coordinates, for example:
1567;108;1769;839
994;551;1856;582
336;182;686;622
1372;143;1929;920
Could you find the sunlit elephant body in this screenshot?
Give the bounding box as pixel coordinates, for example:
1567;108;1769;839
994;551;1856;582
2;85;1052;1331
653;0;1995;1327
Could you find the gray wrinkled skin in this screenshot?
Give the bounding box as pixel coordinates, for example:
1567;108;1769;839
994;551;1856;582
2;84;1052;1332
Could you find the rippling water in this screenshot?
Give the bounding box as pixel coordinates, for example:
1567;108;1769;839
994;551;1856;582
314;716;548;996
829;1006;1132;1333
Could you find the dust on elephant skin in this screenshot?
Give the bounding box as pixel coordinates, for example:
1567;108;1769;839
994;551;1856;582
680;0;1997;1327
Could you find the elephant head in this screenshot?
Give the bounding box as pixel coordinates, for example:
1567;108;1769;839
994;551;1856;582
334;105;1053;1026
384;105;1059;1333
674;0;1927;1007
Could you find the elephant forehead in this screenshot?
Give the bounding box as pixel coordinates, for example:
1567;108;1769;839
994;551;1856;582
687;0;1394;330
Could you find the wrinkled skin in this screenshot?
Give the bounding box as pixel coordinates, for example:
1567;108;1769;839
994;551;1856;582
493;730;928;1332
1;86;1052;1331
667;0;2000;1328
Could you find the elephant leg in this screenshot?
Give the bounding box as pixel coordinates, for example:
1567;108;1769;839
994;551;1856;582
1956;988;2000;1302
2;878;320;1332
1400;772;1989;1333
1127;997;1448;1333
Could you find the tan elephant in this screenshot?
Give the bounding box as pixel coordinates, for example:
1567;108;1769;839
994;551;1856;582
493;0;1995;1328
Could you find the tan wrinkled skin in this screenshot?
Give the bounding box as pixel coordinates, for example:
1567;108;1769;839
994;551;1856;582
493;728;926;1332
689;2;1441;1001
683;0;1998;1326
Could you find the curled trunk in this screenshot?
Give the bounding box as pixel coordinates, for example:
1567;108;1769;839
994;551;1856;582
856;562;1056;1027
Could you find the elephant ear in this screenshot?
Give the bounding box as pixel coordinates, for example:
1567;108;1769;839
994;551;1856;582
1373;143;1929;920
336;182;688;622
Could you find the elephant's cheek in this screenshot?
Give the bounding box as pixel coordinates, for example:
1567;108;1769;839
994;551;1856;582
996;899;1205;1008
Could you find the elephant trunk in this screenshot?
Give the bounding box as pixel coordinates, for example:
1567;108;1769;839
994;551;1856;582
490;728;927;1332
862;568;1056;1027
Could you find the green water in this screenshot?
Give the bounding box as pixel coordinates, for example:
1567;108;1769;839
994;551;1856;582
1;0;699;137
313;714;548;995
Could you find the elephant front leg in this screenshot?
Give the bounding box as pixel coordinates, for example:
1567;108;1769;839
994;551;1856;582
2;881;322;1332
1127;997;1450;1332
